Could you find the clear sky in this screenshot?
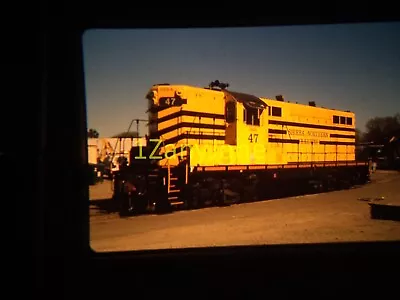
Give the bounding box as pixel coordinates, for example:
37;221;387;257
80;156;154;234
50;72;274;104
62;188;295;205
82;22;399;137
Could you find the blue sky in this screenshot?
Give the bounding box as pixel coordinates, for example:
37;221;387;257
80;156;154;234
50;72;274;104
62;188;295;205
82;22;399;137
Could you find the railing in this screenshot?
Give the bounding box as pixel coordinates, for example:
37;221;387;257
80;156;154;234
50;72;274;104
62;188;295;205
167;159;171;193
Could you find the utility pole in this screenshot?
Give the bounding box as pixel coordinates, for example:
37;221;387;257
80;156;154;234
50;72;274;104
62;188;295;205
110;118;148;170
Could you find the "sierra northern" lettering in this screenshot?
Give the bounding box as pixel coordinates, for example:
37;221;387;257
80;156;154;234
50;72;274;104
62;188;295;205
287;129;329;138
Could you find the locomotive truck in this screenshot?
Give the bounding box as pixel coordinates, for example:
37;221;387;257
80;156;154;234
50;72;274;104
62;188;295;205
112;80;370;215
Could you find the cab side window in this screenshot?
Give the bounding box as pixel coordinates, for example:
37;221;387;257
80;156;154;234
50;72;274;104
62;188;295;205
225;101;236;123
271;106;282;117
243;107;261;126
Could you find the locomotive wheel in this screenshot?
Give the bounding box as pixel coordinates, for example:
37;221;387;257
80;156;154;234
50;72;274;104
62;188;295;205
211;188;225;206
255;180;268;200
156;192;173;214
247;183;259;202
154;199;172;214
352;172;361;185
238;184;255;203
119;193;135;217
153;187;172;214
190;187;203;209
181;186;202;210
181;186;193;210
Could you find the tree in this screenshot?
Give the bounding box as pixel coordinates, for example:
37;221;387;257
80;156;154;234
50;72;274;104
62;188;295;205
363;113;400;144
355;128;364;144
88;128;99;138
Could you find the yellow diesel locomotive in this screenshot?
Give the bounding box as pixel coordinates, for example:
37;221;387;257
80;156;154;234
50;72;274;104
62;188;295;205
112;81;370;215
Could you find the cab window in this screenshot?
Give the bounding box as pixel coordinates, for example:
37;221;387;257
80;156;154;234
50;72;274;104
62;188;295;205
225;101;236;123
243;107;260;126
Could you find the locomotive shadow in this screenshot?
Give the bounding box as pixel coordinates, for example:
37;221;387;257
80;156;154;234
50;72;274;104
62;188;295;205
90;198;120;214
89;179;371;218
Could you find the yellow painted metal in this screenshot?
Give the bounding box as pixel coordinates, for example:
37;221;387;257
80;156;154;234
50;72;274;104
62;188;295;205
145;84;357;169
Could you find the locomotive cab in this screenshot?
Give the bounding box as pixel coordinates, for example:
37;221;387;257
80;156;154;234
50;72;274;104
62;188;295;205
223;90;269;165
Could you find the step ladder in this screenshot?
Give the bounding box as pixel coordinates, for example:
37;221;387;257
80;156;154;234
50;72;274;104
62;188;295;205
167;163;184;206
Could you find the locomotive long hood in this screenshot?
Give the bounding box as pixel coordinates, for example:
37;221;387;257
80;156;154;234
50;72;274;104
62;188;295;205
223;90;267;110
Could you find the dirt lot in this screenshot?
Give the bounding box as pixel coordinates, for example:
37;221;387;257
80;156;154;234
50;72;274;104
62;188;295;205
89;170;400;252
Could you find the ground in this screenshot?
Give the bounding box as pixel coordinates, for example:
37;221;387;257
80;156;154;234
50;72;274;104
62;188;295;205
89;170;400;252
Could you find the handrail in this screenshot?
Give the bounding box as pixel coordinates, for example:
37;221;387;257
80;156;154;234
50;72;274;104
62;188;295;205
167;159;171;193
